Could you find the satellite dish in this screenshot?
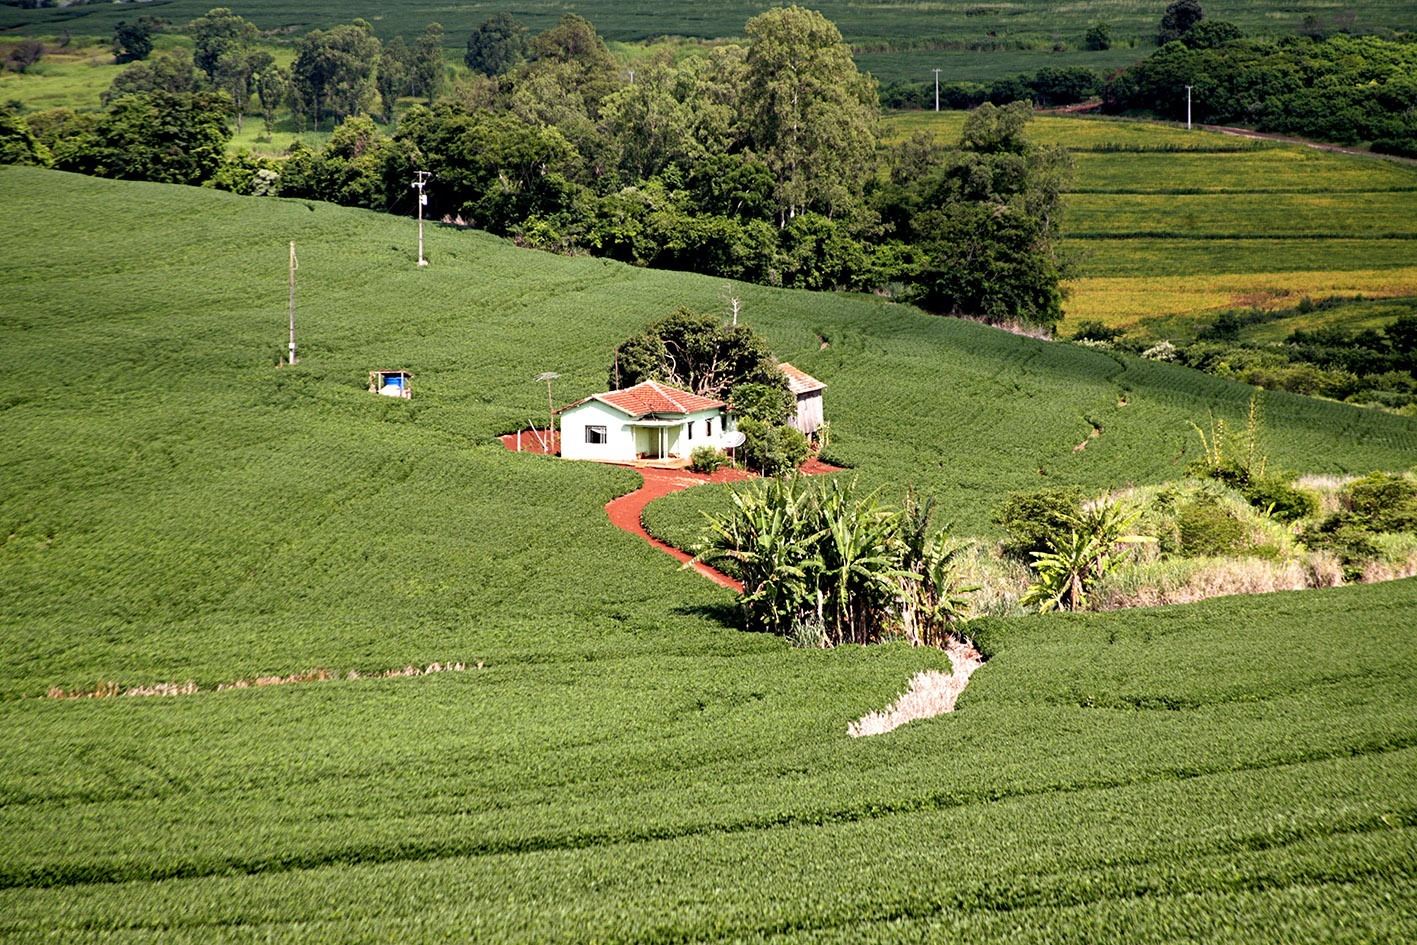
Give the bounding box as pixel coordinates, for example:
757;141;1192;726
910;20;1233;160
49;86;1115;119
722;431;746;449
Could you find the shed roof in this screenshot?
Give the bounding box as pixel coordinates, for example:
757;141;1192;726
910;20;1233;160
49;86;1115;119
779;363;826;395
559;380;725;419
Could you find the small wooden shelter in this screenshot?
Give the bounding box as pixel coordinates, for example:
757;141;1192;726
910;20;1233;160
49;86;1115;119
369;370;412;399
779;363;826;436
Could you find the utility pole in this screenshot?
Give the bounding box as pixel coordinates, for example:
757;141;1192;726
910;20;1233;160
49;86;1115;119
1185;85;1192;130
535;371;560;451
412;170;432;266
287;241;297;365
933;68;942;112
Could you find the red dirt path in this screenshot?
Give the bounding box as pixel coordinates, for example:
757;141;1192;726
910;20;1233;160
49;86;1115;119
498;430;840;592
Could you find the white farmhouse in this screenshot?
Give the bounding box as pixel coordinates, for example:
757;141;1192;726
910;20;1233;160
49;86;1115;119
779;363;826;436
557;381;734;463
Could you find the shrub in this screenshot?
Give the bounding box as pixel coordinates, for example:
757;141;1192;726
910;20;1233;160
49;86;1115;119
737;418;809;477
1345;471;1417;533
1070;320;1126;344
1177;499;1251;558
1241;476;1320;523
689;446;728;474
1301;512;1380;580
993;487;1085;561
730;382;794;425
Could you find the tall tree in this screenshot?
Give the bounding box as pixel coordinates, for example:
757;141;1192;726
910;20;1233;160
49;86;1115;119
905;102;1073;327
410;22;446;103
188;7;257;81
464;13;529;76
1158;0;1204;45
740;5;879;224
376;36;411;121
113;20;153;64
289;21;381;132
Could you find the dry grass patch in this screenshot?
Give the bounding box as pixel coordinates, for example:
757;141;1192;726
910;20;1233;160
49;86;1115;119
848;637;984;737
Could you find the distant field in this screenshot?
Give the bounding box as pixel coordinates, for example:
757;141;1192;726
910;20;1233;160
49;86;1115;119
884;113;1417;337
0;166;1414;940
3;0;1415;83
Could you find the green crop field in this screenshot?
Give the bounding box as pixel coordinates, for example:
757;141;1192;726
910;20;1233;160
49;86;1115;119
4;0;1416;84
1;166;1415;940
885;113;1417;336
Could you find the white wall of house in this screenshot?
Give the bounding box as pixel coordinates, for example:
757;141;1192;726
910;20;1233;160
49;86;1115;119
561;402;734;462
560;400;637;461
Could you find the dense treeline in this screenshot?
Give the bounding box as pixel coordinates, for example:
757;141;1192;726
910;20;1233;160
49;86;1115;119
1105;33;1417;154
0;6;1070;328
882;16;1417;156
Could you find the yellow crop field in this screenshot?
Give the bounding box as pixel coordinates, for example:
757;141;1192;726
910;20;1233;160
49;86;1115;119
1062;267;1417;337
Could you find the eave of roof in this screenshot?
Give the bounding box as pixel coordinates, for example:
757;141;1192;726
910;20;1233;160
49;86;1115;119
779;363;826;395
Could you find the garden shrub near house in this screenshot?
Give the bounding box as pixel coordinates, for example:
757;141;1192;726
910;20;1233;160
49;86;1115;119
689;445;728;475
736;418;808;478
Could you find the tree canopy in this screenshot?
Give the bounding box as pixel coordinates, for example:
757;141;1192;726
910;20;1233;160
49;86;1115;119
610;308;785;400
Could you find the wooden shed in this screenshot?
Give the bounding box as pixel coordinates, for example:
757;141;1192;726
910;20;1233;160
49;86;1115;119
779;363;826;436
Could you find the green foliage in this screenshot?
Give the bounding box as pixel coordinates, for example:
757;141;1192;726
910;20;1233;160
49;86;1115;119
1345;471;1417;533
0;103;49;166
1021;496;1152;611
464;12;529;76
1176;497;1250;557
729;381;794;426
742;5;879;222
1157;0;1204;45
2;166;1417;941
112;20;153;64
994;488;1086;561
610;308;784;400
735;417;809;478
1084;23;1112;51
1240;476;1319;523
688;445;727;474
289;21;381;132
1106;33;1417;149
57;90;231;185
692;477;970;644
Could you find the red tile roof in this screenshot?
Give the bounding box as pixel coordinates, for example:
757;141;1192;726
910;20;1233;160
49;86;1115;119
779;363;826;395
560;380;725;418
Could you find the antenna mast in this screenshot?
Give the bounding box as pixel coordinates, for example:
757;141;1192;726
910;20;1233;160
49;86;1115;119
413;170;432;267
287;241;298;365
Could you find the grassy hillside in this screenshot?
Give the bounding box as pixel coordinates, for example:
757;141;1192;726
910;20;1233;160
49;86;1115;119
4;1;1415;84
887;112;1417;338
1;167;1413;940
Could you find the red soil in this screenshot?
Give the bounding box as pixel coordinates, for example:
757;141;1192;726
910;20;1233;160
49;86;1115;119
498;429;842;591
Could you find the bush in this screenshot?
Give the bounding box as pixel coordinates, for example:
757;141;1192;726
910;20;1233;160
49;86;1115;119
736;418;809;477
689;446;728;475
1301;512;1380;580
1345;471;1417;533
1070;321;1126;344
1177;499;1250;558
730;382;795;425
993;488;1085;561
1241;476;1320;523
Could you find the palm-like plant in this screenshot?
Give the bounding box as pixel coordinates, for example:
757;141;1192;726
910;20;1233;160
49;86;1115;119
1022;495;1152;612
692;478;975;646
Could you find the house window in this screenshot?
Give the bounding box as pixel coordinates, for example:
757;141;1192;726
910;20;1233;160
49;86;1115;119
688;421;695;439
706;418;714;437
585;425;608;444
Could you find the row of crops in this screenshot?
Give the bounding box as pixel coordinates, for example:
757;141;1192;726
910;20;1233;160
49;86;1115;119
1;165;1413;939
